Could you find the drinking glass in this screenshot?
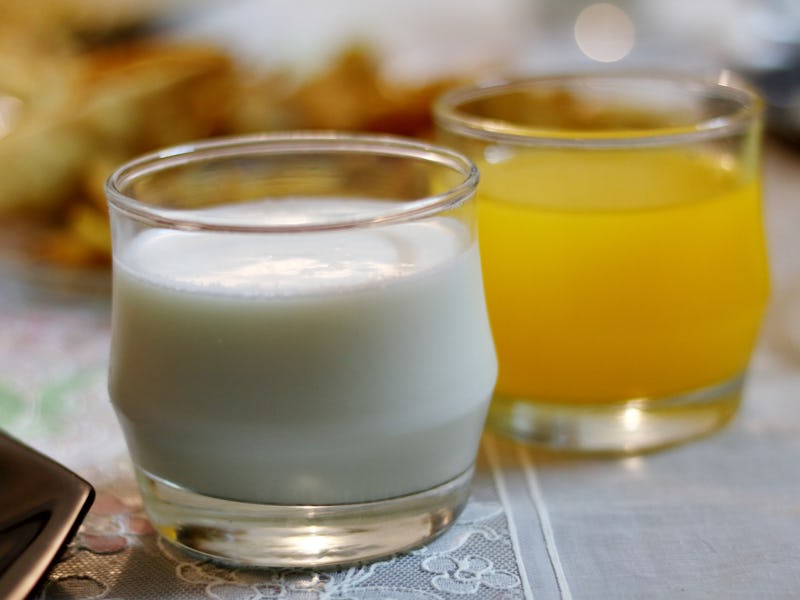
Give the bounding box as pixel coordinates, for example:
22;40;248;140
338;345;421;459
435;74;768;454
105;133;497;567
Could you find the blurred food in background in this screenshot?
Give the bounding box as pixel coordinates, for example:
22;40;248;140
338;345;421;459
2;0;798;280
0;1;463;275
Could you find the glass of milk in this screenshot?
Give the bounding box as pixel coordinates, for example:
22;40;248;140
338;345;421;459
105;133;497;568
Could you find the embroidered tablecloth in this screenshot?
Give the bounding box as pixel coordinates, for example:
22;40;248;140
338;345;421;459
3;143;800;599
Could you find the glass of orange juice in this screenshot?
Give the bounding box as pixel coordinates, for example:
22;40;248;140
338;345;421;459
435;74;768;454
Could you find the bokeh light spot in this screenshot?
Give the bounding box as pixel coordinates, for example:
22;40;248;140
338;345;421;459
574;3;635;63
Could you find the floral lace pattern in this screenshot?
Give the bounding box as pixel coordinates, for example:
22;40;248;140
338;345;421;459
421;555;520;595
40;492;525;599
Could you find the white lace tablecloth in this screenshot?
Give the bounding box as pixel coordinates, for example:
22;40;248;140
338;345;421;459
3;143;800;599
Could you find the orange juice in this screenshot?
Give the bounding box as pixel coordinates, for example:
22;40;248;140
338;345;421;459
477;148;769;402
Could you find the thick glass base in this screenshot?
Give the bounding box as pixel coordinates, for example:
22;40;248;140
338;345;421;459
136;465;473;568
487;374;744;455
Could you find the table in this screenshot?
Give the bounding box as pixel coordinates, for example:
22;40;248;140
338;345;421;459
2;142;799;599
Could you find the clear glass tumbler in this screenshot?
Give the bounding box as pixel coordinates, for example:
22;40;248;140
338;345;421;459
105;133;497;567
434;74;768;454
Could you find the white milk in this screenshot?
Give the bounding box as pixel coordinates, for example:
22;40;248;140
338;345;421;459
109;201;497;505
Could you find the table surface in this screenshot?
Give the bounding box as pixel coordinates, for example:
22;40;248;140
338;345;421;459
2;142;799;600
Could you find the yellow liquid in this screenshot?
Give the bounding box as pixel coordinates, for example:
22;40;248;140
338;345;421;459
477;148;769;402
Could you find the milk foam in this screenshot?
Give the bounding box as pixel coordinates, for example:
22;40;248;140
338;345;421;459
121;200;467;296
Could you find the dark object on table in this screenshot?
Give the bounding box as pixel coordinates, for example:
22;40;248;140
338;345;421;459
728;0;800;145
746;55;800;145
0;430;94;600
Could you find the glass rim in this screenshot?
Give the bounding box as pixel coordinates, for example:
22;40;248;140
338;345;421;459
433;72;764;148
105;132;479;233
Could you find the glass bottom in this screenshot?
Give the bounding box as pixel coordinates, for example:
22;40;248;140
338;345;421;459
486;373;744;455
136;465;473;568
